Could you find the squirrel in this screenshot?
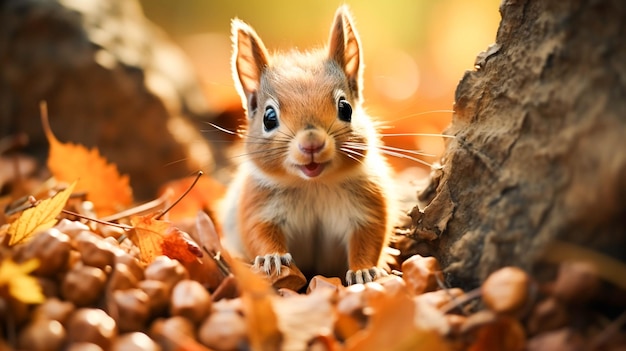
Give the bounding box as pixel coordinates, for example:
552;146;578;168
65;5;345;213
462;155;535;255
220;5;397;285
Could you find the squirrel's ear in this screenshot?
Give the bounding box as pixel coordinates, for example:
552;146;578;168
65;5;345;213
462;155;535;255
328;6;362;99
231;19;269;113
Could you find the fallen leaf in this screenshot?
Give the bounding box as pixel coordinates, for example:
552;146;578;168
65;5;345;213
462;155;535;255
42;102;132;216
273;289;336;351
7;181;76;246
231;260;282;351
129;215;202;264
345;287;451;351
0;258;45;304
162;227;203;263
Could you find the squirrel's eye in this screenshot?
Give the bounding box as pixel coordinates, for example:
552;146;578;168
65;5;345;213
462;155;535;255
337;97;352;122
263;106;279;131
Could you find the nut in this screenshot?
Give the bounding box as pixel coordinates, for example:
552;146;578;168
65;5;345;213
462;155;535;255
170;280;212;324
149;316;196;350
144;256;189;293
62;264;107;306
108;263;139;292
482;266;532;315
18;317;66;351
138;280;170;317
115;252;145;281
401;255;443;295
67;308;117;349
66;343;104;351
75;231;116;269
108;289;150;332
199;309;247;350
33;298;76;325
54;219;91;238
111;332;161;351
19;228;72;276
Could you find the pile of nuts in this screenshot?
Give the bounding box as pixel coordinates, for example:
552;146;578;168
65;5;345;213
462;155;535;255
5;219;248;350
3;217;626;351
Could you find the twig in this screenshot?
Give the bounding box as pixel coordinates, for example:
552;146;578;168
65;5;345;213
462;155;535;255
155;171;203;220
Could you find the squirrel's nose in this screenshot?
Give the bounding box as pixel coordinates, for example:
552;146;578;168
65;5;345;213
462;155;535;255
299;140;325;155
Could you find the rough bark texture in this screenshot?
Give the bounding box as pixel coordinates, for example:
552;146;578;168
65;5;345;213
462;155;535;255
0;0;226;199
415;0;626;288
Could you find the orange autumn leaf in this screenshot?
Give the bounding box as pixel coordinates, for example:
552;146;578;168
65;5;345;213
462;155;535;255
7;181;76;246
0;258;45;304
41;102;132;216
129;215;202;264
346;288;451;351
231;260;283;351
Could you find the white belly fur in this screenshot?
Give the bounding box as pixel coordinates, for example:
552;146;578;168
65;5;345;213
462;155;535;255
220;162;380;278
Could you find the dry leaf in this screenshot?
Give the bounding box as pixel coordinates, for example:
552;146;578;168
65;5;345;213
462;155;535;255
231;260;282;351
7;181;76;246
0;258;45;304
129;215;202;265
346;288;450;351
42;102;132;216
273;289;336;350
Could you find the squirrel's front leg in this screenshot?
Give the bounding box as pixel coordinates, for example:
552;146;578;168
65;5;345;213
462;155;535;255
346;221;389;285
242;221;292;275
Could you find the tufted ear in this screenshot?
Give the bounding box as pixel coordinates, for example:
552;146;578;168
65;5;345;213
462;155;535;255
231;19;270;114
328;5;363;99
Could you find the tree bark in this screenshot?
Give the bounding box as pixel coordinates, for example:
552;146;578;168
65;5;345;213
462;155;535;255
414;0;626;288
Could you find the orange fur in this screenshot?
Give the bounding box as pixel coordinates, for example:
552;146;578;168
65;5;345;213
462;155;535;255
220;6;396;284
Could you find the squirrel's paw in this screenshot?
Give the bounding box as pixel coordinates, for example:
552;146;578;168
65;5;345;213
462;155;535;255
253;253;293;276
346;267;388;285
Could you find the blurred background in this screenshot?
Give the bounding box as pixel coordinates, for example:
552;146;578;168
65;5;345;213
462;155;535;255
139;0;500;170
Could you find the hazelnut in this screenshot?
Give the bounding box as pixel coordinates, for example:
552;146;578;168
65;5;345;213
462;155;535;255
138;280;170;317
108;263;139;292
108;289;150;332
66;342;104;351
199;310;247;350
19;228;71;276
482;266;532;316
62;264;107;306
170;280;211;324
401;255;443;295
144;256;188;292
67;308;117;349
54;219;91;238
149;316;196;350
115;252;145;281
18;317;66;351
33;298;75;325
150;316;196;340
75;231;116;269
111;332;161;351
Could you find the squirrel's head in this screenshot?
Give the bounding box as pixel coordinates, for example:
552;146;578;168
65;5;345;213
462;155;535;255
231;6;377;183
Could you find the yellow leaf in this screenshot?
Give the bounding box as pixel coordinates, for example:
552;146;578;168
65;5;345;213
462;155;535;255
7;181;76;246
0;259;45;304
41;102;133;216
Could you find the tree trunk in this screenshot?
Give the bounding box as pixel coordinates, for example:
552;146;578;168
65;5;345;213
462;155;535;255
414;0;626;288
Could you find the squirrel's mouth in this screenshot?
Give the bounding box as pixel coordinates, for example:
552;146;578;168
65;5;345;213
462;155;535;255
298;162;326;178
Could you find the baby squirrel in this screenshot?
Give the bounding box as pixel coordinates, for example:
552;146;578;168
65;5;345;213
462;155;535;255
220;5;396;285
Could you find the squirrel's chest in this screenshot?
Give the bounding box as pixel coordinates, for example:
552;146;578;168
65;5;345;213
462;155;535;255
259;182;367;243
